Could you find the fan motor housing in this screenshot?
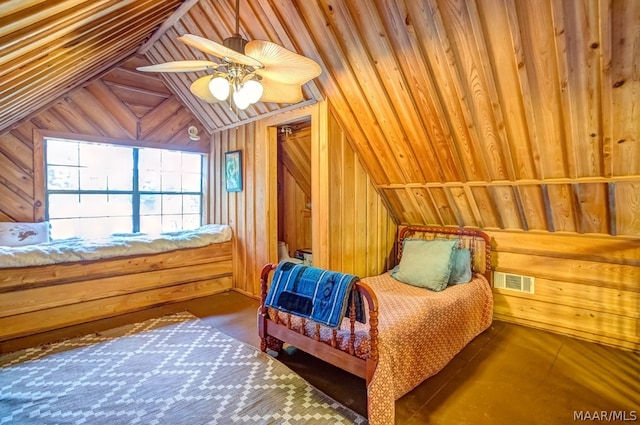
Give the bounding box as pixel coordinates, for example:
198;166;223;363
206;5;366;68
224;34;248;54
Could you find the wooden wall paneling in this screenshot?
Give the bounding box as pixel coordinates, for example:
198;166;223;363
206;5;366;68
469;185;501;229
374;0;463;183
320;0;430;186
139;97;185;140
492;294;639;349
391;188;425;225
552;0;602;178
573;183;609;234
428;187;459;226
404;0;488;182
615;182;640;237
0;150;32;200
496;251;638;292
515;0;569;179
545;183;577;233
84;80;138;139
327;111;345;269
490;185;523;230
515;185;548;231
409;187;442;226
344;1;442;183
49;96;108;136
295;0;404;185
69;88;132;138
447;186;478;228
487;229;640;350
610;0;640;177
438;0;512;182
323;106;397;276
30;109;75;134
475;0;538;180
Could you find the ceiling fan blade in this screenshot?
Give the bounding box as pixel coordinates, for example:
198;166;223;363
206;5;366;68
245;40;321;85
136;60;219;73
190;75;220;103
179;34;263;68
260;79;304;104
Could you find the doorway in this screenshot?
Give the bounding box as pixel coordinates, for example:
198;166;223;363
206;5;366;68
276;119;312;265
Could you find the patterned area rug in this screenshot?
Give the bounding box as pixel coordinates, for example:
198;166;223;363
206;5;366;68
0;312;367;425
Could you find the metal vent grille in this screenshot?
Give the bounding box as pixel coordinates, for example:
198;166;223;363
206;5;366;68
493;272;535;294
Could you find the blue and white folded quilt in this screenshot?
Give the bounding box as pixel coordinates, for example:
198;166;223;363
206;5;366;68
265;262;366;328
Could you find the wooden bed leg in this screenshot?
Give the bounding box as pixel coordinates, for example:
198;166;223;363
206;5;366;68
266;335;284;352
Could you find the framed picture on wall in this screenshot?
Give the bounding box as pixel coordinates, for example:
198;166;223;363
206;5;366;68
225;150;243;192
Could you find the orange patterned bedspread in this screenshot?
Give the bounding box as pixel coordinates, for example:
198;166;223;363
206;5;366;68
269;271;493;425
365;272;493;424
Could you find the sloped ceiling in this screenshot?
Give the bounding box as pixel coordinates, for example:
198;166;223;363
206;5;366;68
0;0;185;134
1;0;639;235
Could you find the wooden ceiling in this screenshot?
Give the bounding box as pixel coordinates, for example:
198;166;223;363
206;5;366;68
1;0;638;236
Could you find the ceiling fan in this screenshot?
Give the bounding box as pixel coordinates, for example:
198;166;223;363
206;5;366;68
137;0;321;110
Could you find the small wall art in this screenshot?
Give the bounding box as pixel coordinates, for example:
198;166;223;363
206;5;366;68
225;150;243;192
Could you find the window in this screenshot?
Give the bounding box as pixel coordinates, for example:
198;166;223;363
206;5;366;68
45;138;204;239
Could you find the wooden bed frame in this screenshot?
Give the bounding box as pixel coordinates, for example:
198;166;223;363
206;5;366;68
0;241;233;347
258;226;492;388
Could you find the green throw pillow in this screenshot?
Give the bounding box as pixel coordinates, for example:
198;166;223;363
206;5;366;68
391;238;457;291
448;248;472;284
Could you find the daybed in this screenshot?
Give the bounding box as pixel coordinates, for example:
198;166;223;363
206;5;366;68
258;226;493;425
0;224;233;346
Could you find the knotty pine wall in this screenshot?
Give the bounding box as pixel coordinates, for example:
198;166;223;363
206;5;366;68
210;101;397;296
0;56;208;223
487;230;639;351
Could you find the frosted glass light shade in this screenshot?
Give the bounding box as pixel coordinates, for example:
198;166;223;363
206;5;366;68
232;89;251;110
209;76;230;101
243;80;264;104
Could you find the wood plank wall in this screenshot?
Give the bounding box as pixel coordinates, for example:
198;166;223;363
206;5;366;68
487;230;639;351
210;101;397;297
0;56;209;223
326;107;397;276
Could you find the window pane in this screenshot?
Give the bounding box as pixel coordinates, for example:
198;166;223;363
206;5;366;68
161;150;181;172
140;215;162;234
183;195;201;214
47;165;79;190
140;170;161;191
182;172;201;191
140;194;161;215
139;149;161;171
46;138;204;239
79;167;107;190
161;171;181;191
162;194;182;214
182;214;201;229
162;215;182;232
182;153;201;171
48;194;81;218
47;140;78;166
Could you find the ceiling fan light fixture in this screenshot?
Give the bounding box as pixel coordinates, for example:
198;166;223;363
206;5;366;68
232;89;251;110
209;76;230;101
243;79;264;104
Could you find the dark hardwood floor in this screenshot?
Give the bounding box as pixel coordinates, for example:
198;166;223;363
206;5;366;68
188;291;639;425
4;290;638;424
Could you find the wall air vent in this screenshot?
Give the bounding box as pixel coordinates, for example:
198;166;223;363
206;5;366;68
493;272;535;294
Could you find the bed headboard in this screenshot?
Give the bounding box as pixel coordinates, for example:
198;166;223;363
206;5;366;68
397;226;492;284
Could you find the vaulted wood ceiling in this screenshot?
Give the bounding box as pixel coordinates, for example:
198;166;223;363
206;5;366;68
1;0;638;236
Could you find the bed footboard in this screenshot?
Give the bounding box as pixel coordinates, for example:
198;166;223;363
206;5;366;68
258;263;379;385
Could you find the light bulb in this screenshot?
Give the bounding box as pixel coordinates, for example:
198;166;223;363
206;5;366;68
243;80;264;104
209;76;230;101
233;89;251;110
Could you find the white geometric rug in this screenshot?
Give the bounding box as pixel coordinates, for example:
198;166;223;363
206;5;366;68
0;312;367;424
